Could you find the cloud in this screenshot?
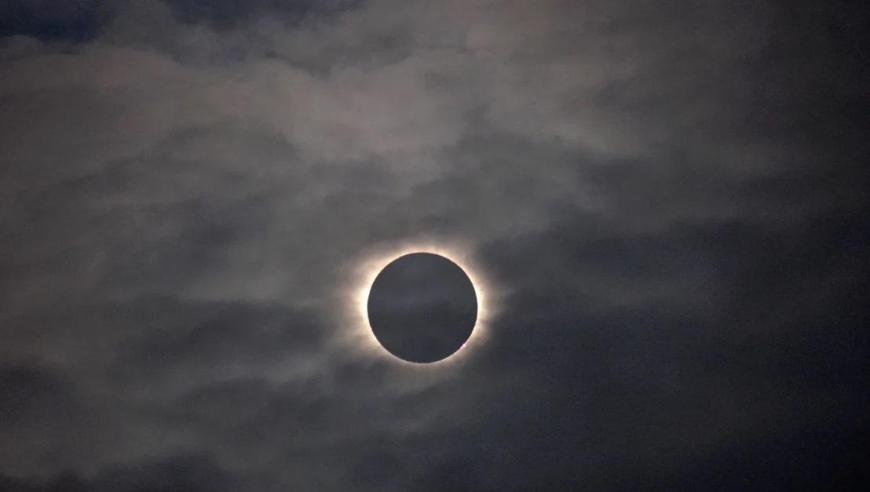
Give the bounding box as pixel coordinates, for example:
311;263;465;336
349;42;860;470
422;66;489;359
162;0;363;29
0;453;240;492
0;364;94;476
0;0;112;42
0;0;868;491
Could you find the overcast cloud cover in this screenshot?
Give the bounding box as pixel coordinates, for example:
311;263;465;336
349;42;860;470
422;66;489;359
1;0;869;490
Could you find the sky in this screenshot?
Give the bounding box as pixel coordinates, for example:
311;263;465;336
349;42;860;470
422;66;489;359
1;0;869;491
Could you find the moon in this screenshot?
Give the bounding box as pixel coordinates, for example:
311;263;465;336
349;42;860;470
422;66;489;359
366;252;478;363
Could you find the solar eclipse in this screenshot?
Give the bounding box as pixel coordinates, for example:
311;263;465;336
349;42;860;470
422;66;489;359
367;253;477;363
348;243;493;366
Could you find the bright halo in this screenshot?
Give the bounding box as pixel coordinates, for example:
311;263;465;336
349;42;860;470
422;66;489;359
343;239;496;367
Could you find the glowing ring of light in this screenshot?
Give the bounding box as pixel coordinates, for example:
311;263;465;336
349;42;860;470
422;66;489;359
345;240;495;367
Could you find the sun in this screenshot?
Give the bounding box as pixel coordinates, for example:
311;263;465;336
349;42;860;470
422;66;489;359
339;238;497;368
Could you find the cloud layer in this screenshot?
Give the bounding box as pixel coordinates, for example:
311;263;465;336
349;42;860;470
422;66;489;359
1;0;868;490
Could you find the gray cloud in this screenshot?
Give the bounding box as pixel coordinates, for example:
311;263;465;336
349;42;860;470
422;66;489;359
1;0;868;491
162;0;363;30
0;0;112;41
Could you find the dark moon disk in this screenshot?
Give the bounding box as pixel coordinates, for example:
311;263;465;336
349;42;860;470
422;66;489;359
367;253;478;363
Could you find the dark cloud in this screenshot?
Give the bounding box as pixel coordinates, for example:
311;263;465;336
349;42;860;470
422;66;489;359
1;0;868;491
97;454;240;492
0;454;239;492
467;204;870;489
0;364;94;477
649;427;870;491
0;364;78;426
103;295;328;389
0;0;112;41
162;0;363;30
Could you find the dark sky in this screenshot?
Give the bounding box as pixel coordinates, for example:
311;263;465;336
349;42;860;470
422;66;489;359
1;1;869;491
